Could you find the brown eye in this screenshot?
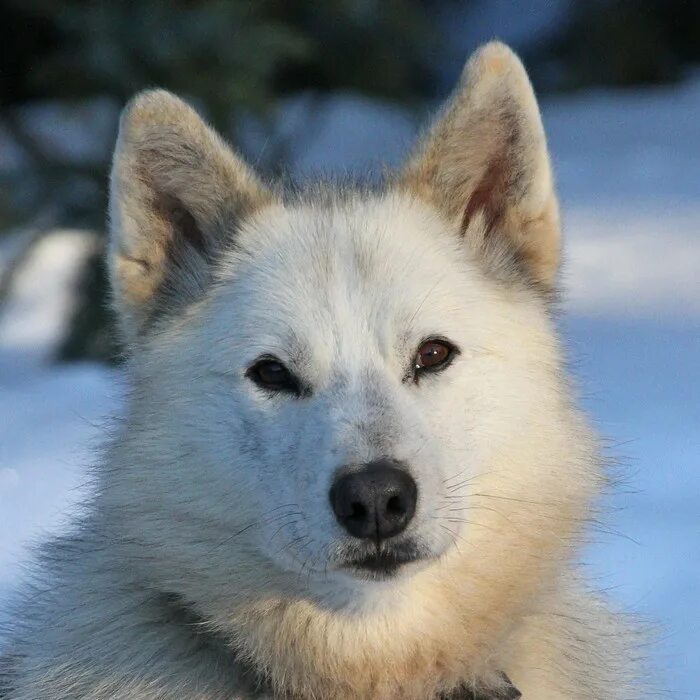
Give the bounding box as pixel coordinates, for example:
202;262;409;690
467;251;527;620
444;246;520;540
414;339;457;378
247;357;300;395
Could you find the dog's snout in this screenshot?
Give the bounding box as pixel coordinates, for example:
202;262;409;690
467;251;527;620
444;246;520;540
329;460;417;541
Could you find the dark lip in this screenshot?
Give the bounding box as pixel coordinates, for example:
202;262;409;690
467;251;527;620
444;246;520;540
340;547;424;578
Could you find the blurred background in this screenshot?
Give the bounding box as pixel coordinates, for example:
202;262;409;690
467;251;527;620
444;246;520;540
0;0;698;695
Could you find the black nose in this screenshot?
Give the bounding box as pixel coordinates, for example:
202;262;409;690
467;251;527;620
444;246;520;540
329;460;418;542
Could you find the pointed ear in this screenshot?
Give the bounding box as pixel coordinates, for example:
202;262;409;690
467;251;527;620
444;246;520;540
108;89;274;341
400;42;560;291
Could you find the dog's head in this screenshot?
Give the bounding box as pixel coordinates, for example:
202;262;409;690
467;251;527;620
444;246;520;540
107;43;592;630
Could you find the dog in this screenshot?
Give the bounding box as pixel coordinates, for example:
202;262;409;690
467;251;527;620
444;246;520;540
0;42;641;699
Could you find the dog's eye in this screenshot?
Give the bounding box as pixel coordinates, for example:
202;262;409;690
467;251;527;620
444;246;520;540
247;357;300;395
413;338;457;378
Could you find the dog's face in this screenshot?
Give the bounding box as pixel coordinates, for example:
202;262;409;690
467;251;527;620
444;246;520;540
192;195;501;590
109;44;572;611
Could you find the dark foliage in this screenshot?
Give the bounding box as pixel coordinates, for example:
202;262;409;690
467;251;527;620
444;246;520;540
1;0;698;361
528;0;700;91
0;0;444;361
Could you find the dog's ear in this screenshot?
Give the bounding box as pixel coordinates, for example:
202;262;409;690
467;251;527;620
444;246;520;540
108;89;273;341
400;42;560;291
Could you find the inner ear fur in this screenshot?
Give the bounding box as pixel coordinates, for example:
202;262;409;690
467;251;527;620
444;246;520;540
108;89;274;341
399;41;560;291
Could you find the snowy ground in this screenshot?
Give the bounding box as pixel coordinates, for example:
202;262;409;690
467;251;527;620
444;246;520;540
1;80;698;696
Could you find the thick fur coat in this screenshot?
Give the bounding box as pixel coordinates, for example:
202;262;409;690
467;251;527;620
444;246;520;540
1;43;642;699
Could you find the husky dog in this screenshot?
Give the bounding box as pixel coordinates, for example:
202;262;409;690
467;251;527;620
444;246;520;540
1;43;641;699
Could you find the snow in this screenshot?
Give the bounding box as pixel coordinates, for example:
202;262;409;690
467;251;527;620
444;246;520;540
1;80;699;696
0;231;121;617
0;364;119;605
564;206;700;318
0;230;100;369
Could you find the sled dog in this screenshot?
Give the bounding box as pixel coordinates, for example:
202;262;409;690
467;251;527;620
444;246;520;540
1;42;640;699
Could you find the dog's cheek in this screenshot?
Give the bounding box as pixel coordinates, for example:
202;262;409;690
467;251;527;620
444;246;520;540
246;405;337;553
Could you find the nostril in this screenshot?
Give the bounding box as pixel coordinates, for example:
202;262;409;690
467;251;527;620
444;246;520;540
349;501;367;521
386;495;405;515
329;476;375;539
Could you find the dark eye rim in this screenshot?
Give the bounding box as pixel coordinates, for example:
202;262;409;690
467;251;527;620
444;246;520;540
246;355;303;396
412;336;460;382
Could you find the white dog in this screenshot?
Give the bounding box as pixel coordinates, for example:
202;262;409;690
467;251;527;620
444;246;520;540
0;42;641;699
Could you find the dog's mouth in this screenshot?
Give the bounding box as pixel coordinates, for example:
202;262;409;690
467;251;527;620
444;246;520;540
337;540;427;580
346;551;416;577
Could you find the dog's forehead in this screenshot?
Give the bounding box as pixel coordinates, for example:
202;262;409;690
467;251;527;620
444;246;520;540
218;191;473;349
244;193;463;301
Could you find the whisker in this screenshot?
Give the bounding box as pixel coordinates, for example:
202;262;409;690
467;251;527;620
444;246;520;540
439;524;462;554
407;274;448;327
442;467;472;485
447;478;477;493
208;505;303;553
471;492;560;506
433;515;500;534
268;516;304;545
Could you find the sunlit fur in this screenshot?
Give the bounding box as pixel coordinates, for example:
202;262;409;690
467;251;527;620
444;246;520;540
1;43;642;699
